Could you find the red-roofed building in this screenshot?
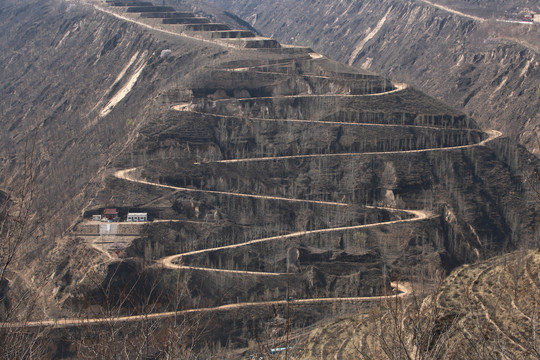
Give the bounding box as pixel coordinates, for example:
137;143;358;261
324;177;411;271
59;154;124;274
103;208;118;220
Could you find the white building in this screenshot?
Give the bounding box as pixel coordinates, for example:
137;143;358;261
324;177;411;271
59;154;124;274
127;212;148;222
92;215;102;221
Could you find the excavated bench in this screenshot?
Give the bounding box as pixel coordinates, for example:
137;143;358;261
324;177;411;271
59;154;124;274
108;1;153;6
162;17;212;24
105;0;284;49
178;23;231;31
126;6;175;13
140;12;197;19
196;30;256;39
220;37;281;48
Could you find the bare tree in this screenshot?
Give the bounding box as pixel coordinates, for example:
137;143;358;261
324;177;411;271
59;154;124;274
69;259;209;359
0;137;49;358
0;138;36;286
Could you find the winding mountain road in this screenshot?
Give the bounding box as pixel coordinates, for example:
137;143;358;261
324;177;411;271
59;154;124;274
115;168;347;207
114;95;501;277
194;129;501;164
417;0;485;22
102;62;500;326
156;208;432;275
4;80;502;331
213;82;408;104
1;281;411;329
171;106;473;132
2;5;505;329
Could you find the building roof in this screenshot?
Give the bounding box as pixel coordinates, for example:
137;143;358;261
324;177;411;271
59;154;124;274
127;212;147;216
103;208;118;215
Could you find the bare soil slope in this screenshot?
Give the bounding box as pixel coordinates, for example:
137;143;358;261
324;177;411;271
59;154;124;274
205;0;540;156
294;249;540;359
0;0;538;357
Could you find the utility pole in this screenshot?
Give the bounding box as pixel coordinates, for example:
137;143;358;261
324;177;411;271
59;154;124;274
285;250;291;360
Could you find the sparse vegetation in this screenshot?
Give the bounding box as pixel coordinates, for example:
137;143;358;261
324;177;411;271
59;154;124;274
0;138;49;358
0;0;537;358
294;250;540;359
207;0;540;155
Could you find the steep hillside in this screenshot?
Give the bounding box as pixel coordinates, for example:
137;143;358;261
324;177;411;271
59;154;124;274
205;0;540;156
294;249;540;359
0;0;538;358
0;0;243;323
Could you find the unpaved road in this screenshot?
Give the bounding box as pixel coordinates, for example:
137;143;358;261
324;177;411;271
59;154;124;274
2;282;411;329
157;209;433;275
6;3;501;330
196;129;501;164
115;167;434;277
109;68;501;318
213;82;408;104
115;168;348;207
417;0;485;22
172;106;469;132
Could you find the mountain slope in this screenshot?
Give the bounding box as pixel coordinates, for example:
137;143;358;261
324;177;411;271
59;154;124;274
0;0;538;357
294;249;540;359
205;0;540;156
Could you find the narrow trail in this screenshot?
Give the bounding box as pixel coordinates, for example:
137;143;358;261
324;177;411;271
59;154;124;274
334;322;361;360
525;254;540;295
497;267;533;323
435;264;469;310
470;262;528;353
417;0;485;22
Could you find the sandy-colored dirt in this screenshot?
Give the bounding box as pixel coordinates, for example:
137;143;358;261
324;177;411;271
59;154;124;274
40;57;499;328
2;281;411;329
2;2;505;331
418;0;486;22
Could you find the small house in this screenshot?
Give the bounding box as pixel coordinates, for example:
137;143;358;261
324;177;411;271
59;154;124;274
103;208;118;220
127;212;148;222
92;215;102;221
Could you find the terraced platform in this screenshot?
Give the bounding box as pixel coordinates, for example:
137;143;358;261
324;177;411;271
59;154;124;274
104;0;281;49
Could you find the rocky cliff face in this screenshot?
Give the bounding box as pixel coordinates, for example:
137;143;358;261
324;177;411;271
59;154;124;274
205;0;540;156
